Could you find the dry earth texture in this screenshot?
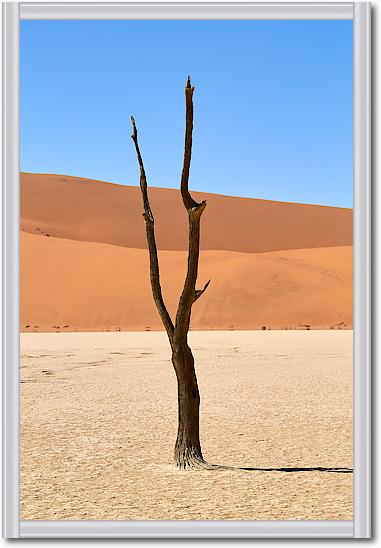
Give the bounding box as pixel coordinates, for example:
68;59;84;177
20;331;353;521
20;173;353;332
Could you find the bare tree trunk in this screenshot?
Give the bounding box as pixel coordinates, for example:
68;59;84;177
131;76;210;469
172;345;204;468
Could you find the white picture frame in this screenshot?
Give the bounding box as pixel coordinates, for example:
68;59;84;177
2;1;371;539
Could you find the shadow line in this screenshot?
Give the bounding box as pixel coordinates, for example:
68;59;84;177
239;466;353;474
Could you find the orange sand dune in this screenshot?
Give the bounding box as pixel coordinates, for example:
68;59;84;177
21;173;352;253
21;232;352;332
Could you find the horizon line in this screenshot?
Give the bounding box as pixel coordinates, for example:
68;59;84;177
20;171;354;211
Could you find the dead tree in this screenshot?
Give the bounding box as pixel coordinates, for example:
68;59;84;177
131;77;211;469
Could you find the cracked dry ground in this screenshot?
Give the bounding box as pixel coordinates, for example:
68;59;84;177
20;330;352;520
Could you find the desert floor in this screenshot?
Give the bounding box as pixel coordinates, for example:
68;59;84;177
20;330;353;521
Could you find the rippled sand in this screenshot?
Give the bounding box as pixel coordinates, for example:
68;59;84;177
20;331;352;521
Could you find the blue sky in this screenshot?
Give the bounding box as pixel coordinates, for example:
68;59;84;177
21;20;353;207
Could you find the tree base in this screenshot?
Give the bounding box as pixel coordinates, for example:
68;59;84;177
174;445;223;470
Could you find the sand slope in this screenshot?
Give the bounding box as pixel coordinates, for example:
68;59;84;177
21;172;353;253
21;231;352;331
20;173;353;331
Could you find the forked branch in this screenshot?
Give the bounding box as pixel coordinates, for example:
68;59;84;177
131;116;174;344
131;78;209;350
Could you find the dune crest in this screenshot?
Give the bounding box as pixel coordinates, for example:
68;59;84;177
21;172;352;253
20;173;352;332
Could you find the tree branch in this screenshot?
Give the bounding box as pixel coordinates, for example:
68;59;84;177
131;116;174;344
194;279;211;303
180;76;200;211
174;77;208;347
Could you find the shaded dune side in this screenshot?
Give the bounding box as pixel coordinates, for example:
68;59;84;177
21;173;353;253
21;232;352;332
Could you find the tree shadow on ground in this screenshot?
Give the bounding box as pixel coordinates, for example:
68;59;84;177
239;466;353;473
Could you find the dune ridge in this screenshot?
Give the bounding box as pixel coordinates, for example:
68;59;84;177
20;173;353;332
21;172;352;254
